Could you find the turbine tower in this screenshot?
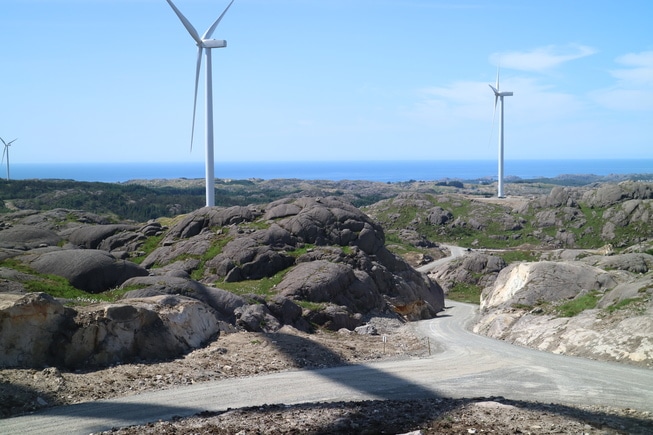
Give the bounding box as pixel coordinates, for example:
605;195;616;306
489;69;513;198
165;0;235;207
1;137;17;181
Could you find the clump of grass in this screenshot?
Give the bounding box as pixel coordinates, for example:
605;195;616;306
556;291;600;317
217;270;288;297
131;234;164;264
499;251;537;264
447;282;481;304
605;297;643;314
1;258;137;305
296;300;327;311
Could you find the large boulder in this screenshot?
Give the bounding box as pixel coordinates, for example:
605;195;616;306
277;260;385;313
429;253;507;294
166;206;263;240
120;275;247;322
0;225;62;250
272;197;386;254
67;224;138;249
24;249;149;293
481;261;618;310
0;292;222;369
0;293;69;368
62;295;221;368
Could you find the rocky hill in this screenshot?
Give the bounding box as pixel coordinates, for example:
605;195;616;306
377;181;653;368
0;196;443;369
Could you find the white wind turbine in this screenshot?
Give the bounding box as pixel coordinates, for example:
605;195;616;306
489;68;513;198
1;137;17;181
165;0;235;207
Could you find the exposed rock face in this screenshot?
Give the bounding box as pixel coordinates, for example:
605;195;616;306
480;261;618;310
429;252;507;294
25;249;149;293
0;293;69;367
277;260;385;314
0;292;221;369
120;275;247;322
0;225;62;250
366;182;653;250
64;295;221;368
476;255;653;367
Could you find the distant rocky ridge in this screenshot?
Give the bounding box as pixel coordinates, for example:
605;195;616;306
0;197;443;369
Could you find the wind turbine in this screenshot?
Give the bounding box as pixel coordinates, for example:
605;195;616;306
489;68;513;198
165;0;235;207
1;137;17;181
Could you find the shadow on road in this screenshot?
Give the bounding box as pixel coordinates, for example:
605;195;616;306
4;321;652;433
259;331;653;433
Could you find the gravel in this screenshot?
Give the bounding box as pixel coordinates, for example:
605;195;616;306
2;317;652;434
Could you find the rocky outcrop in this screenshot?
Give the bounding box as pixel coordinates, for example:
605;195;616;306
0;293;69;367
276;260;385;314
428;252;507;294
0;292;221;369
480;261;618;310
120;275;247;322
63;295;221;368
475;254;653;368
0;225;62;250
24;249;149;293
141;197;444;325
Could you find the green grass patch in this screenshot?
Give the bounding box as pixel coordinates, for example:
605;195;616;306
1;258;139;305
286;244;317;258
556;291;600;317
605;297;643;314
295;300;327;311
447;282;481;304
131;234;164;264
216;270;289;297
498;251;537;263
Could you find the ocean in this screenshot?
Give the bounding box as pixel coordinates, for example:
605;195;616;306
6;159;653;183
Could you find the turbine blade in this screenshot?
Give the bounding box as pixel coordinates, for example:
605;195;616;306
1;147;5;165
8;139;17;146
203;0;235;39
190;46;203;151
495;66;500;91
0;138;6;147
166;0;202;44
488;84;499;95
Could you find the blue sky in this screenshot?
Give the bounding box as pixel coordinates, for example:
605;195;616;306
1;0;651;164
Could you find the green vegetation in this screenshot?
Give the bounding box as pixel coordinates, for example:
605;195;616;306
498;250;538;263
296;300;327;311
131;234;164;264
216;270;288;298
0;258;133;305
556;291;600;317
447;282;482;304
605;297;643;314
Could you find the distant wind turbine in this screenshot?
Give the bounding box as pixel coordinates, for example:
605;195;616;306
165;0;235;207
489;68;513;198
1;137;17;181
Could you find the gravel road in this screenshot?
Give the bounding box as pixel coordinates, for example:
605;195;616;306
4;301;652;434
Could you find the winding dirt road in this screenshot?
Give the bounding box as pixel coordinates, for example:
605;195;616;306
3;300;652;435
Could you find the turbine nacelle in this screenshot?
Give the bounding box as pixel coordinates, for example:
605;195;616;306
201;39;227;49
488;84;513;97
